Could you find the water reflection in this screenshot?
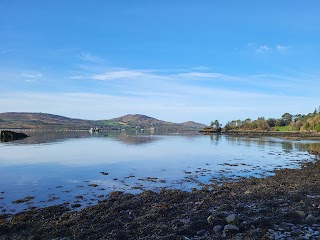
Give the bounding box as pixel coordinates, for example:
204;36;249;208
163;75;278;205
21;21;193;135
209;134;221;144
281;141;294;153
13;131;92;144
9;131;162;146
295;142;320;159
113;132;160;145
1;132;320;214
223;135;320;156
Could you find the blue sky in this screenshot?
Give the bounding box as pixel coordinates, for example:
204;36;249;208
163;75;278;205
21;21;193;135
1;1;320;124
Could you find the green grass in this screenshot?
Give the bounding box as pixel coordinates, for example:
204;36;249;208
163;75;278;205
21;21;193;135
274;126;294;132
94;121;119;126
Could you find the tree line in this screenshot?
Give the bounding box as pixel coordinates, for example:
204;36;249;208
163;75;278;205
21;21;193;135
222;107;320;132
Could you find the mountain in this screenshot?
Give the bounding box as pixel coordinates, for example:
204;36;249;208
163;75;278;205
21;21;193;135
109;114;175;129
0;112;92;129
106;114;206;131
0;112;206;131
181;121;207;129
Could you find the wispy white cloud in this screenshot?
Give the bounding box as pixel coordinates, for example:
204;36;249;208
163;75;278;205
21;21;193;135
70;69;229;82
79;52;103;63
175;72;224;78
191;66;210;71
248;43;291;54
276;44;290;53
21;72;43;78
69;75;85;80
256;45;271;53
25;79;37;83
66;67;320;98
248;43;271;54
91;70;149;80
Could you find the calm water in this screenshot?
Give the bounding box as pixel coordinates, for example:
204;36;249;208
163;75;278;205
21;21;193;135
0;131;319;213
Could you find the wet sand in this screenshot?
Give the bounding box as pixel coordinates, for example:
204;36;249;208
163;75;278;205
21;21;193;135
1;154;320;239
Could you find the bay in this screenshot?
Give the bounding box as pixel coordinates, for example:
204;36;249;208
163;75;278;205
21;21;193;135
0;131;319;213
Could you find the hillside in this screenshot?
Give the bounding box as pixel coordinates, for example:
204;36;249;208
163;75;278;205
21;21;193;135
107;114;206;131
0;112;206;132
110;114;167;126
0;112;92;129
96;114;206;131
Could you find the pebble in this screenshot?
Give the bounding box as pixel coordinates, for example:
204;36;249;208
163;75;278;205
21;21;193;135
207;215;214;224
224;224;239;232
226;213;239;225
218;204;230;211
213;225;223;233
296;210;306;219
305;214;316;224
196;230;207;236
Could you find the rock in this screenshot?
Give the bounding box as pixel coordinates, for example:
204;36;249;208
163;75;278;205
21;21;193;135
296;211;306;219
1;130;28;142
218;204;231;211
305;214;316;224
207;215;214;224
196;230;207;236
213;225;223;233
224;224;239;232
226;214;239;225
286;211;304;223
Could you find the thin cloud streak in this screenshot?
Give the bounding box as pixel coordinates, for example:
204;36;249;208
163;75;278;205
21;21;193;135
248;43;291;54
79;52;103;63
21;72;43;78
91;70;149;81
175;72;224;78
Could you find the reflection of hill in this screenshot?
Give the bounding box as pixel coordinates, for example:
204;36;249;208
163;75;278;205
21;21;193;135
4;131;161;146
15;131;92;144
115;132;160;145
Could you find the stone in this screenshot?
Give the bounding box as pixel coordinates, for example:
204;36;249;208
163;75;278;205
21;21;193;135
1;130;28;142
207;215;214;224
296;210;306;219
226;214;239;225
218;204;231;211
224;224;239;232
196;230;207;236
213;225;223;233
306;214;316;224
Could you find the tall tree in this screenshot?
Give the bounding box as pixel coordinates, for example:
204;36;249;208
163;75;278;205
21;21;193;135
214;120;220;128
281;113;293;125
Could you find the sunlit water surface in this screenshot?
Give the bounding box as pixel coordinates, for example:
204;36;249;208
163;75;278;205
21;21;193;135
0;131;319;213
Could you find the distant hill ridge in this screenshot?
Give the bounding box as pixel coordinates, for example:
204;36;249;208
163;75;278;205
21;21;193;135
0;112;206;131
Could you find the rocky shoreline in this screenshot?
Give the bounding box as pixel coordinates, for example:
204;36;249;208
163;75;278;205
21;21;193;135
0;154;319;239
223;131;320;141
